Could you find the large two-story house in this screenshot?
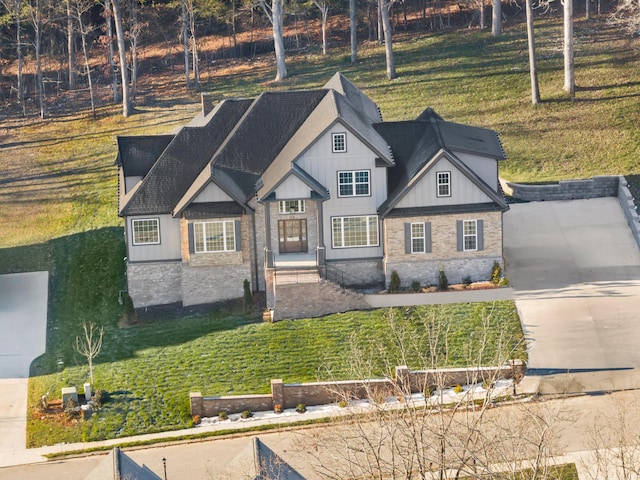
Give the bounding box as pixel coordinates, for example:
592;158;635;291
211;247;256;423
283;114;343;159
116;73;508;318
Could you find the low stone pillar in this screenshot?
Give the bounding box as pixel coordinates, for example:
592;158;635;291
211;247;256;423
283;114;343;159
190;392;203;417
62;387;78;405
84;383;92;402
271;379;284;409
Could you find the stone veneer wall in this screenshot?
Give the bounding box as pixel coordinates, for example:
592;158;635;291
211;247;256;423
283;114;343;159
500;176;619;201
127;261;182;308
617;177;640;251
272;280;370;321
383;211;503;287
324;258;385;286
190;361;526;416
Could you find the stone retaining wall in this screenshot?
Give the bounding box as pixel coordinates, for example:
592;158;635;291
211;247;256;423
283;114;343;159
189;361;526;417
500;176;619;202
617;178;640;250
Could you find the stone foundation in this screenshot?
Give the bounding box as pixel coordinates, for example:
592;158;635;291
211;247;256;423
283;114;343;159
182;263;252;307
127;261;182;308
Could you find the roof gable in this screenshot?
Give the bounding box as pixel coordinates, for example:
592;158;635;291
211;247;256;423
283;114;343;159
116;135;174;177
118;98;252;216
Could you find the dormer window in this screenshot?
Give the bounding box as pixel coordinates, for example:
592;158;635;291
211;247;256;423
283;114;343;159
332;133;347;153
437;171;451;197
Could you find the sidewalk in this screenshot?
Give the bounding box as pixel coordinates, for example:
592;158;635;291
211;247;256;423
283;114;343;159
364;287;514;308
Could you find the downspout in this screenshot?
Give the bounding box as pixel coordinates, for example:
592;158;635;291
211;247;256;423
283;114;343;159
251;210;259;292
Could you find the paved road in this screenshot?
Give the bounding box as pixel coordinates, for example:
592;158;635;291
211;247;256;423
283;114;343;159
504;198;640;394
0;272;49;468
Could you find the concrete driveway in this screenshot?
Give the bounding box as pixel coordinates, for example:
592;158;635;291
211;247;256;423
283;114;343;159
0;271;49;467
504;198;640;394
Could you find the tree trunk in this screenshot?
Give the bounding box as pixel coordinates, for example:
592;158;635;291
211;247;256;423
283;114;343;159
319;3;329;55
585;0;590;20
380;0;397;79
188;3;200;87
563;0;575;96
111;0;132;117
350;0;357;62
77;2;96;118
491;0;501;35
181;0;189;88
104;0;119;102
526;0;540;104
129;0;138;101
272;0;287;81
479;0;485;29
377;0;383;43
66;0;76;89
231;0;237;56
33;0;45;118
15;0;25;115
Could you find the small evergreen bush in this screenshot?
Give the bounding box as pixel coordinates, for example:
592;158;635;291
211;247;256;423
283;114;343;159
218;411;228;420
438;265;448;291
243;279;253;312
491;261;502;285
462;276;472;288
296;403;307;413
453;384;463;394
389;271;401;293
338;400;348;408
241;410;253;419
410;280;421;292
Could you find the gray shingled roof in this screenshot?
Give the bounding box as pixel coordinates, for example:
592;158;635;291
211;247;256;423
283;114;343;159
115;136;174;177
84;448;161;480
119;98;252;216
375;109;508;217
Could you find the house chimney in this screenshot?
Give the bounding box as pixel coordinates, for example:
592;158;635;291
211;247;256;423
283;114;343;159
201;93;216;116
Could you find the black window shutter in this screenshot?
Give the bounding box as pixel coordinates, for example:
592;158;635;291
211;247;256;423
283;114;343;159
188;223;195;254
477;219;484;251
404;223;411;254
425;222;432;253
456;220;463;251
235;220;242;251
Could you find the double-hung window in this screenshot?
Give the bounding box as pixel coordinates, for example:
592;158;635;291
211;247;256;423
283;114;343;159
437;171;451;197
279;200;305;214
411;222;426;253
332;133;347;153
332;216;378;248
338;170;370;197
463;220;478;251
132;218;160;245
194;220;235;253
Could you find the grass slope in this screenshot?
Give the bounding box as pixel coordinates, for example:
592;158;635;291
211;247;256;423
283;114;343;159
26;301;523;447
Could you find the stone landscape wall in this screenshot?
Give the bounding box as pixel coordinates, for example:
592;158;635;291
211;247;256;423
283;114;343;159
500;176;619;202
189;361;526;417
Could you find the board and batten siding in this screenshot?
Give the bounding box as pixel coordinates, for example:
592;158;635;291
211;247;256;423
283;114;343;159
296;127;386;260
124;176;142;193
453;152;500;191
396;157;493;209
274;175;313;200
126;214;182;262
192;182;234;203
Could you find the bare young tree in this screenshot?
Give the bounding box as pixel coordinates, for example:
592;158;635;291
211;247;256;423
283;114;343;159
74;321;104;385
66;0;76;90
73;0;97;117
491;0;501;35
0;0;26;115
379;0;397;79
350;0;357;62
311;0;331;55
102;0;119;102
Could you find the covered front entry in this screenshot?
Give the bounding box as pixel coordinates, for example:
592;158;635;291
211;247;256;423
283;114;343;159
278;219;308;253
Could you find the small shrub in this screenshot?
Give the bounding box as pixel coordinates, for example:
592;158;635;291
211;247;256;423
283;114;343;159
296;403;307;414
241;410;253;419
338;400;348;408
491;261;502;285
389;271;401;293
63;397;80;420
243;279;253;312
192;414;201;425
218;411;228;420
438;265;448;291
410;280;421;292
92;389;108;409
274;403;283;414
453;384;464;394
498;276;510;287
462;276;472;288
424;387;432;397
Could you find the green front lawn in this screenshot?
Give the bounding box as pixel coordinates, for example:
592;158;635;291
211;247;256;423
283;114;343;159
26;294;523;447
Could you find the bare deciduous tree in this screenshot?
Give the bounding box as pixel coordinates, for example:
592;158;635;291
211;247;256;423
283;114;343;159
74;321;104;385
257;0;287;81
526;0;541;104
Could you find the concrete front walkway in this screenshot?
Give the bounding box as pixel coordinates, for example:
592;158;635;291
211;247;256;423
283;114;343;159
504;198;640;394
0;272;49;468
